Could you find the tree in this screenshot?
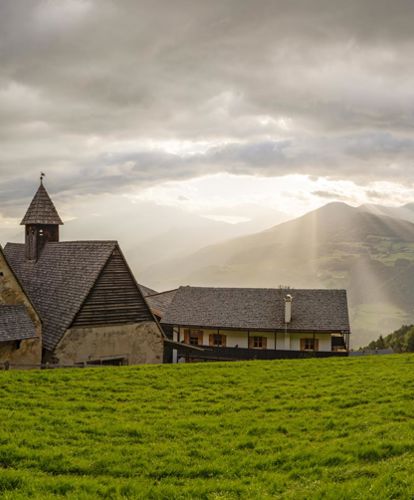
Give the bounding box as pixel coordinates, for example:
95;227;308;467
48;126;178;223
376;335;386;349
406;330;414;352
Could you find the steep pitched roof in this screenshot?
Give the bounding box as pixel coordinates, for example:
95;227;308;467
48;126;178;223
0;305;37;342
20;183;63;225
4;241;117;350
161;287;350;333
145;289;177;318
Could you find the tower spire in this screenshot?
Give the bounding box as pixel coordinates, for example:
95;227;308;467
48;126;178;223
22;180;63;261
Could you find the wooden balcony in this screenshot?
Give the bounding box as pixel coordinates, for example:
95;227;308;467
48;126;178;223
164;342;349;362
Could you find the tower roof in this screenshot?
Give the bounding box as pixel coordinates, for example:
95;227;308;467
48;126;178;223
20;183;63;226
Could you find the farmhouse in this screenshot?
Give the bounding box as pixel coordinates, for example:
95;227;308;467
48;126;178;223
4;181;164;366
0;246;42;367
160;286;351;362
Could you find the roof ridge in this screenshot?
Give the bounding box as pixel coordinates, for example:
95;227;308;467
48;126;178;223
147;288;178;297
179;285;347;292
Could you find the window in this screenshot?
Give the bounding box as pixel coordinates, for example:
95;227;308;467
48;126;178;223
249;336;267;349
253;336;263;348
183;329;203;345
300;338;319;351
209;334;226;347
190;330;203;346
213;334;223;346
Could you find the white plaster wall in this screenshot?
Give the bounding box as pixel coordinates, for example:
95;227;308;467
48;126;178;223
290;333;331;352
179;327;333;352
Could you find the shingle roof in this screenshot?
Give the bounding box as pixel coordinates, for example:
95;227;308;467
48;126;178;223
145;289;177;317
161;287;350;333
0;305;37;342
139;284;159;297
20;183;63;225
4;241;117;350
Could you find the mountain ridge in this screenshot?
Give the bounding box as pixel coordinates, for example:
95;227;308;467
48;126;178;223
141;201;414;347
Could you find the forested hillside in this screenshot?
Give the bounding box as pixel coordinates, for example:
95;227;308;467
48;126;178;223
365;324;414;352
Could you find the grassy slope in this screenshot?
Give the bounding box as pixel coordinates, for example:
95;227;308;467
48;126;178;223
1;356;414;499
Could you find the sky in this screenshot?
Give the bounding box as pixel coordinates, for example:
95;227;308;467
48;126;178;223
1;0;414;233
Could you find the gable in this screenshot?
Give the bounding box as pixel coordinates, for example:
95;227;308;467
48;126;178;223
0;247;40;341
72;247;154;328
0;248;40;323
4;240;117;351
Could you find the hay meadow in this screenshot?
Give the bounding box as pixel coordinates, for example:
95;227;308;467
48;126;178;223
1;355;414;499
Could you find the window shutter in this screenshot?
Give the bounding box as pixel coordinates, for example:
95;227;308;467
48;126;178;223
248;336;253;348
198;332;203;345
314;339;319;351
184;329;190;344
262;337;267;349
209;334;214;346
221;335;226;347
300;339;305;351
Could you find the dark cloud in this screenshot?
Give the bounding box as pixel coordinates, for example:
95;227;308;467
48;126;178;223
1;0;414;214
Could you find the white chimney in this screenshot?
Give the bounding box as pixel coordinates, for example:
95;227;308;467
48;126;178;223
284;294;293;323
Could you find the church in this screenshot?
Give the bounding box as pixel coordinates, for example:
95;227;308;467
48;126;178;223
4;180;164;366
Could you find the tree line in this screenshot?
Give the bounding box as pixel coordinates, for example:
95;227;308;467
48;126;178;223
364;324;414;353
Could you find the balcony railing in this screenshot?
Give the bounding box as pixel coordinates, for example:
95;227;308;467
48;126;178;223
174;344;348;361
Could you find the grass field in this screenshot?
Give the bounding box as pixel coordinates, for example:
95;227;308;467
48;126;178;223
1;356;414;499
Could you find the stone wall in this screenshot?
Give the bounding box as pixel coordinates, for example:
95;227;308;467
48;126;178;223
53;322;164;365
0;338;41;368
0;251;42;367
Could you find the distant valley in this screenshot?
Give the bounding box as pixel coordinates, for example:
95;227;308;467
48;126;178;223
141;202;414;347
4;197;414;348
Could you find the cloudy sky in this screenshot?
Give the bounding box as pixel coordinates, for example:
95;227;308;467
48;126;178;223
1;0;414;234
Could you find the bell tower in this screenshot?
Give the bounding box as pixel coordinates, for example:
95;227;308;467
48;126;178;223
21;176;63;261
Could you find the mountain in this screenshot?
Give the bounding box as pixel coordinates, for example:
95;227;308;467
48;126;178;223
141;202;414;347
1;198;289;272
361;203;414;223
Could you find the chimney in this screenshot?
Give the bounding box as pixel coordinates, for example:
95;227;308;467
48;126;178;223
284;294;293;323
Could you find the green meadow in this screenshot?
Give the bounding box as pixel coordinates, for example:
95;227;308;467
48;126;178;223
1;355;414;499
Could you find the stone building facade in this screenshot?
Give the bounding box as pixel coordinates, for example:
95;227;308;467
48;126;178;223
0;247;42;367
